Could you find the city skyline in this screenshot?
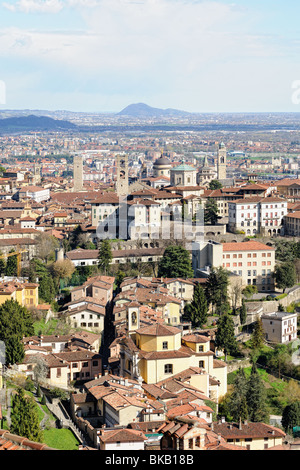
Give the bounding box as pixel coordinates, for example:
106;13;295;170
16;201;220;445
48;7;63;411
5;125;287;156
0;0;300;113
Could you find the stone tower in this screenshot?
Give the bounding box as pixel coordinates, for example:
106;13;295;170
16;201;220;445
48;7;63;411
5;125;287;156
33;162;41;184
116;154;129;197
73;155;83;192
217;142;227;181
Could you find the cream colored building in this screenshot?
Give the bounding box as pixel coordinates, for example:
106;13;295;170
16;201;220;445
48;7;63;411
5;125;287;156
212;421;286;450
222;241;275;291
261;311;298;344
283;211;300;236
193;240;276;293
118;322;227;400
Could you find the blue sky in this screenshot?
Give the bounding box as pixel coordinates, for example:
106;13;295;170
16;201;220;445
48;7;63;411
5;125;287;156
0;0;300;113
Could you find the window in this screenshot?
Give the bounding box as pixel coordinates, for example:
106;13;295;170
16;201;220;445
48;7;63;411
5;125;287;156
164;364;173;374
162;341;168;350
199;360;205;368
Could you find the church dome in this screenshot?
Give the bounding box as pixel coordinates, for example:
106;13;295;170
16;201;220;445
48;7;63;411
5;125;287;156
154;156;171;167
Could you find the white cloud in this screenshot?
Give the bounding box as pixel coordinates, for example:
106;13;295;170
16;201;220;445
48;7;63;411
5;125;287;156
0;0;297;111
2;0;64;13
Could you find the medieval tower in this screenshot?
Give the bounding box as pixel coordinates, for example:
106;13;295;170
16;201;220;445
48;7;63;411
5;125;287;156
73;155;83;192
116;154;129;197
217;142;227;181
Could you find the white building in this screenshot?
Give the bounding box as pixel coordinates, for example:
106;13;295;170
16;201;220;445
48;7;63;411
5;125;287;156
17;186;50;203
228;197;288;236
193;240;276;292
127;198;161;239
261;311;298;344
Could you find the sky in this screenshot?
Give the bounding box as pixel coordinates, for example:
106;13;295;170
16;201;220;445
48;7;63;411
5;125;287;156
0;0;300;113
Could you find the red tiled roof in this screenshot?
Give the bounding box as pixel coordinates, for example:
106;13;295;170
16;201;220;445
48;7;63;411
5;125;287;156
0;430;56;450
99;428;146;443
222;241;274;252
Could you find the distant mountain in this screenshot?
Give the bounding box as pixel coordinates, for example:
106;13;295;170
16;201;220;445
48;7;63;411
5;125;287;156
117;103;192;118
0;115;77;132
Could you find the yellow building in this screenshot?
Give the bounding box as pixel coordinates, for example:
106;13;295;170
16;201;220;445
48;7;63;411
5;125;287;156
118;319;227;401
0;280;39;308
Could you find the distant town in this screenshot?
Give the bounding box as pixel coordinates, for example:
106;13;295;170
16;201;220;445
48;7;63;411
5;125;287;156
0;107;300;452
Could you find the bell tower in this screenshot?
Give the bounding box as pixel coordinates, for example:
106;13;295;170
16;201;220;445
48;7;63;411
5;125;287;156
217;142;227;181
73;155;83;192
127;302;140;336
116;154;129;197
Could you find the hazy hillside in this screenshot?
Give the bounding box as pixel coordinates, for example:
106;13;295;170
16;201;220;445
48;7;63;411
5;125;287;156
117;102;191;117
0;115;77;132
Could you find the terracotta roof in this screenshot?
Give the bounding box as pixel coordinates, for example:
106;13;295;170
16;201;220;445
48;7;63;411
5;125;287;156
284;211;300;219
0;430;56;450
182;334;210;344
136;323;181;337
222;241;274;252
99;428;146;443
212;421;286;439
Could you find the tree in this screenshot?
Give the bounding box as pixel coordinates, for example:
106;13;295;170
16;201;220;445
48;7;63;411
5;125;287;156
183;283;208;328
5;249;18;276
246;363;268;422
10;387;43;442
274;262;297;293
29;259;56;303
52;259;75;286
229;368;249;422
215;313;238;360
269;344;290;379
209;179;223;190
39;274;56;303
204;198;220;225
230;278;243;313
98;239;112;275
68;224;87;250
31;355;49;384
294;258;300;283
242;284;258;299
251;316;265;350
115;270;126;291
0;300;34;365
239;299;247;325
205;267;229;315
0;250;6;276
36;232;59;263
282;402;300;434
158;245;194;279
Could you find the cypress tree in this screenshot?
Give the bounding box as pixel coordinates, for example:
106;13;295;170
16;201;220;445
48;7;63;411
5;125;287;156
229;368;249;422
183;283;208;327
251;316;265;350
98;239;112;275
10;388;43;442
246;363;268;422
215;313;238;360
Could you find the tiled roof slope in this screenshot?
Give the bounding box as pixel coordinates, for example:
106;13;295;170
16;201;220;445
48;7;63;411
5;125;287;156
0;430;56;450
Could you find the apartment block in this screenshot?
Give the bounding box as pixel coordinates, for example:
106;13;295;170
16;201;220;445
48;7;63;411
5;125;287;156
222;241;275;291
228;197;287;236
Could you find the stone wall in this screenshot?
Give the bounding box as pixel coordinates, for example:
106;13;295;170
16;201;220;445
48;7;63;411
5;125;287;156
246;286;300;317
